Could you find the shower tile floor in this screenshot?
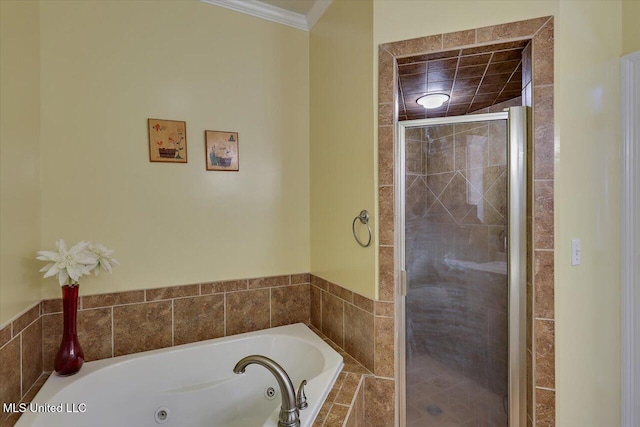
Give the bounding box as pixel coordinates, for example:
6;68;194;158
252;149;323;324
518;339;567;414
406;353;508;427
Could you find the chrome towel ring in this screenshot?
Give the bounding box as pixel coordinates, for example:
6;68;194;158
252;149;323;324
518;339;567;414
352;210;372;247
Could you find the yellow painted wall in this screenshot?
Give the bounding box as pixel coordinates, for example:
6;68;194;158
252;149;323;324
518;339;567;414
374;1;622;425
0;1;42;324
622;0;640;55
39;1;310;299
310;0;376;298
554;2;621;425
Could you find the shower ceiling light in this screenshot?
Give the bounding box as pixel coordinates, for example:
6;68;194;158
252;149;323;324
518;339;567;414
417;93;450;109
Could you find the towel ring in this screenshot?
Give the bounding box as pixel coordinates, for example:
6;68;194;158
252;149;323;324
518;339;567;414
352;210;372;247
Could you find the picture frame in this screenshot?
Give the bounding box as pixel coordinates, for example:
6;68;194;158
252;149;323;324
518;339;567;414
205;130;239;171
148;119;187;163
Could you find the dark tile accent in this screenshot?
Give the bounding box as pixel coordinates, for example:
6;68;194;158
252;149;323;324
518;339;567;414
12;304;39;336
249;275;289;289
201;280;247;294
225;289;270;336
344;304;374;372
174;294;224;346
271;284;310;327
113;302;171;356
321;292;344;347
310;285;322;329
82;290;144;309
146;284;199;301
21;319;42;396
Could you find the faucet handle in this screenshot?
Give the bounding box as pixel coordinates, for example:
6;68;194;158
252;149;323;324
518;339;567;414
296;380;308;410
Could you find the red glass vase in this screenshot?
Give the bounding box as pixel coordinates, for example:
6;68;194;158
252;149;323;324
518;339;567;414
54;284;84;376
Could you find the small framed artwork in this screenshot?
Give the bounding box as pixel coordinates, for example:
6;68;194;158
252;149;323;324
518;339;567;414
205;130;239;171
148;119;187;163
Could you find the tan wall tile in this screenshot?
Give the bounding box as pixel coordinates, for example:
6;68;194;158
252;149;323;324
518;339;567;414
534;180;554;249
325;403;349;426
201;280;247;294
378;246;394;302
291;273;310;285
0;339;21;425
344;305;374;371
43;308;113;370
379;186;394;246
174;294;224;346
0;324;11;348
378;48;395;104
443;29;476;48
321;292;344;347
477;16;549;43
379;102;394;126
328;281;353;303
42;299;62;314
12;304;39;336
310;285;322;329
364;377;395;427
113;302;171;357
311;275;330;292
225;289;270;336
522;41;532;86
533;109;554;180
534;250;554;318
535;320;555;388
386;34;442;57
374;301;394;317
352;293;374;314
21;319;42;396
249;275;289;289
271;284;310;327
82;290;144;309
536;388;556;426
146;284;199;301
378;126;394;186
533;21;554;86
374;316;395;378
533;85;553;112
335;373;361;406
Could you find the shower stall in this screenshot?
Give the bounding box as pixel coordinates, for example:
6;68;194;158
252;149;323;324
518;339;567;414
397;107;527;426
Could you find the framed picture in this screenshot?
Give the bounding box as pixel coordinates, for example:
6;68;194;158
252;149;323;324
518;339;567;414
148;119;187;163
205;130;239;171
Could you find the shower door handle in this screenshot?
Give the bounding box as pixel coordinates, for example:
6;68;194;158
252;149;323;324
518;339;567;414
400;270;407;296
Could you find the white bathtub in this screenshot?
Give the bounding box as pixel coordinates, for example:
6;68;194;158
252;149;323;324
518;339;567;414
15;323;343;427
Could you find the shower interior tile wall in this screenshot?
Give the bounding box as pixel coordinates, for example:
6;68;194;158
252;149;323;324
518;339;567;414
405;120;508;397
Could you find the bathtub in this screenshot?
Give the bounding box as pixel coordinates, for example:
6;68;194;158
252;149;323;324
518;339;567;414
15;323;343;427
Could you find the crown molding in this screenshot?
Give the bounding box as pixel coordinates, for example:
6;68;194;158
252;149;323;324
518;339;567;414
201;0;330;31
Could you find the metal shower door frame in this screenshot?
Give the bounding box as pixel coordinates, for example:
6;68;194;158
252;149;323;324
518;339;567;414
395;107;528;427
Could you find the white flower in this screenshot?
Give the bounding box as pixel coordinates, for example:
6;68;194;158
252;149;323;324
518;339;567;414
88;242;119;275
37;240;99;286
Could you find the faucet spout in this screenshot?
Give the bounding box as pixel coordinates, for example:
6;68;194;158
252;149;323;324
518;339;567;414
233;355;300;427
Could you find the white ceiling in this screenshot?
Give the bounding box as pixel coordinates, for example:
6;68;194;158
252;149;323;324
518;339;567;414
201;0;332;31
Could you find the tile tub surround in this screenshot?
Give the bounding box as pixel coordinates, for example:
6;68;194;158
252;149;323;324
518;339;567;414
378;16;555;426
0;304;44;427
40;274;311;370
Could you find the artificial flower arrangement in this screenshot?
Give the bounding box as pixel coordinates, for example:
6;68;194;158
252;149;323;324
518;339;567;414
36;239;118;375
37;239;118;285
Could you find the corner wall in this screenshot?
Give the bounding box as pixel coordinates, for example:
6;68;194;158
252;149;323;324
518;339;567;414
310;0;376;299
0;0;42;325
38;1;310;299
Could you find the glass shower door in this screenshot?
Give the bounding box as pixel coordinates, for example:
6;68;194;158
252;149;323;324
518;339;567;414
399;108;526;427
